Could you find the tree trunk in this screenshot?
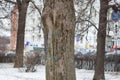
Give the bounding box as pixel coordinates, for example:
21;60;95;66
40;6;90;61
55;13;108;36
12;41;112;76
93;0;108;80
14;0;29;68
42;0;76;80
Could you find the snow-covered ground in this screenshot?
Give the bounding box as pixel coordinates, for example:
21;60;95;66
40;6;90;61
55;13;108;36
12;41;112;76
0;63;120;80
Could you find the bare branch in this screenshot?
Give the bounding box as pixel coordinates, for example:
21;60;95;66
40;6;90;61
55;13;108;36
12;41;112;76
83;0;95;12
30;0;42;16
4;0;17;4
76;19;98;31
0;15;9;19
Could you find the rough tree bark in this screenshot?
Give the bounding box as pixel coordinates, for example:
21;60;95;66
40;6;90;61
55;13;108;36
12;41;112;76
42;0;76;80
14;0;29;67
93;0;108;80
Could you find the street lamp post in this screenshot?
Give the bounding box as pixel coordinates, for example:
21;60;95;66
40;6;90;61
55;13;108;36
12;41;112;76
115;24;117;55
114;24;118;71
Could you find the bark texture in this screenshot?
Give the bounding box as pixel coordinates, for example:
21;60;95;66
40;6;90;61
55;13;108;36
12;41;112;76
14;0;29;67
42;0;76;80
93;0;108;80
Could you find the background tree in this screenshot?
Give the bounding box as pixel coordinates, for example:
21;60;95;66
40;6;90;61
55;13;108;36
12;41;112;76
2;0;42;67
74;0;99;49
0;1;14;52
93;0;108;80
0;0;26;67
0;0;13;34
14;0;30;67
42;0;76;80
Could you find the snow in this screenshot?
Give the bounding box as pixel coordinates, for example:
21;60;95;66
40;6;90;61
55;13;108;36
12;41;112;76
0;63;45;80
76;69;120;80
0;63;120;80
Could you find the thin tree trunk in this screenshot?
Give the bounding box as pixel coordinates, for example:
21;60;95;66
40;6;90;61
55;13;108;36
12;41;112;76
42;0;76;80
14;0;29;68
93;0;108;80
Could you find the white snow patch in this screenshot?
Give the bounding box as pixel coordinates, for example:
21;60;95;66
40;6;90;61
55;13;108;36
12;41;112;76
0;63;120;80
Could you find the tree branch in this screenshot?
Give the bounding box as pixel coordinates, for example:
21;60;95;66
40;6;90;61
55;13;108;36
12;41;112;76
76;19;98;31
0;15;9;19
30;0;42;16
4;0;17;4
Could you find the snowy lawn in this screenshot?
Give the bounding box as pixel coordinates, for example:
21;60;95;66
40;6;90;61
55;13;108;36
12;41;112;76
0;63;120;80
